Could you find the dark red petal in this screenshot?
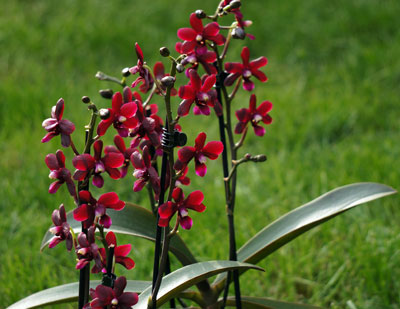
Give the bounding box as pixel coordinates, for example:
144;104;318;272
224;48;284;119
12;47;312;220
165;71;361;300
250;56;268;69
130;151;144;169
114;276;127;298
98;192;119;206
153;61;165;80
41;132;57;143
194;132;207;150
105;231;117;246
120;102;137;118
236;108;251;123
123;86;132;103
243;79;255;91
177;99;194;117
225;62;243;74
92;174;104;188
158;201;176;219
110;200;125;211
188;202;206;213
112;92;123;112
115;244;131;257
116;257;135;270
202;141;224;159
45;153;59;170
180;216;193;230
195;162;207;177
113;135;126;152
135;43;144;63
241;46;250;65
158;217;169;227
106;167;121;179
48;237;62;249
252;69;268;82
177;28;197;41
59;119;75;135
73;170;88;181
103;153;125;168
253;124;266;137
55;98;65;120
178;85;195;100
73;204;89;221
203;22;219;37
213;33;226;45
42;118;58;131
123;117;138;129
189;13;203;33
95;285;114;302
189;69;202;91
93;140;103;160
235;121;247;134
96;119;113;136
49;181;62;194
172;187;184;202
118;292;138;306
79;190;92;203
178;146;195;163
60;134;72;148
72;154;95;171
201;74;216;92
133;179;146;192
224;72;241;86
249;94;257;112
262;114;273;124
185;190;204;205
257;101;273;115
181;40;197;54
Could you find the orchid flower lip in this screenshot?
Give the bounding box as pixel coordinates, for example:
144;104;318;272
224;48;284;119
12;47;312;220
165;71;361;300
243;69;252;78
95;162;106;173
198;153;207;164
180;208;189;217
111;298;118;305
49;171;57;179
253;114;263;122
118;115;127;122
196;34;203;41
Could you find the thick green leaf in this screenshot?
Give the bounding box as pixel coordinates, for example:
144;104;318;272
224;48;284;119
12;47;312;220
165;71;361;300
214;183;396;288
135;261;264;308
7;280;150;309
40;202;197;266
219;296;321;308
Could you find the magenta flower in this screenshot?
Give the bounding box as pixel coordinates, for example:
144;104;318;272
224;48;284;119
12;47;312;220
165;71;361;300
176;45;217;75
177;13;225;54
42;98;75;147
105;135;136;178
92;231;135;273
76;226;102;272
129;42;154;93
153;61;177;96
174;132;223;177
130;146;160;198
158;187;206;230
72;140;125;188
87;276;138;309
45;150;76;198
224;46;268;91
97;91;138;137
73;191;125;229
49;204;73;251
220;0;255;40
178;69;218;117
235;94;273;136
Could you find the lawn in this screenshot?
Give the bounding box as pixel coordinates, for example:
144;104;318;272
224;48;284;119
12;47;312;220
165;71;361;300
1;0;399;308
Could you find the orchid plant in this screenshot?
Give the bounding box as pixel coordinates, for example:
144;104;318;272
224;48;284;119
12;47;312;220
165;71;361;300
9;1;396;309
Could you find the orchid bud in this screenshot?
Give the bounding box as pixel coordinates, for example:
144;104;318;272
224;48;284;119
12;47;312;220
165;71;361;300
195;9;206;19
99;89;114;99
99;108;111;120
121;67;131;77
232;27;246;40
176;63;185;73
244;153;252;160
81;96;91;104
159;47;170;57
161;76;175;88
253;154;267;162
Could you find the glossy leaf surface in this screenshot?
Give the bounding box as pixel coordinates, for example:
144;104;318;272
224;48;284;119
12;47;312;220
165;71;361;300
219;296;321;308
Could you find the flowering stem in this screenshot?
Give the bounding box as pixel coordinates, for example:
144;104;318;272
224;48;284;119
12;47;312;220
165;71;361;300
70;139;80;156
95;71;124;86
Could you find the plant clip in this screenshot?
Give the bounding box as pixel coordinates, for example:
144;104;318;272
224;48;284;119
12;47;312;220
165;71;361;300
161;128;187;149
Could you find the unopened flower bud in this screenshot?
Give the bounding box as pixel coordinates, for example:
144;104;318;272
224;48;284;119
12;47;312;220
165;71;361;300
159;47;170;57
232;27;246;40
253;154;267;162
244;153;252;160
195;9;207;19
99;108;110;120
176;63;185;73
99;89;114;99
121;67;131;77
161;76;175;88
81;96;91;104
229;0;241;9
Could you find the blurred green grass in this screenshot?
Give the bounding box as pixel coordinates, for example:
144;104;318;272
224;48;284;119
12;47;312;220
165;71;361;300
1;0;399;308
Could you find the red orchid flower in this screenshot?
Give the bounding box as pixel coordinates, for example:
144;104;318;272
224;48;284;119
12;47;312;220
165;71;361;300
45;150;76;198
178;69;218;117
72;140;125;188
174;132;224;177
224;46;268;91
130;146;160;197
129;42;154;93
87;276;138;309
176;45;217;75
49;204;73;251
92;231;135;274
158;187;206;230
42;98;75;147
105;135;136;178
177;13;225;53
73;191;125;229
76;226;102;273
235;94;273;136
97;90;138;137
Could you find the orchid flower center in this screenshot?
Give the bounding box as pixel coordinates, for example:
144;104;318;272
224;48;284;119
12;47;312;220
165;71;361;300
197;153;207;164
196;34;203;42
49;171;58;179
243;69;252;78
118;115;127;123
179;208;189;217
95;161;105;173
253;114;263;122
111;298;118;305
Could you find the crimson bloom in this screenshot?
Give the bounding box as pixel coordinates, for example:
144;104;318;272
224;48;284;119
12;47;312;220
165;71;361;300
177;13;225;54
42;98;75;147
131;146;160;198
176;44;217;75
45;150;76;198
49;204;73;251
178;69;217;117
235;94;273;136
174;132;223;177
105;135;136;178
97;91;138;137
73;191;125;229
87;276;138;309
158;187;206;230
92;231;135;273
129;42;154;93
76;226;102;272
72;140;125;188
224;46;268;91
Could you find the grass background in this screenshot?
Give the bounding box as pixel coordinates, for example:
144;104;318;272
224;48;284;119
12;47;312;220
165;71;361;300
1;0;399;308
